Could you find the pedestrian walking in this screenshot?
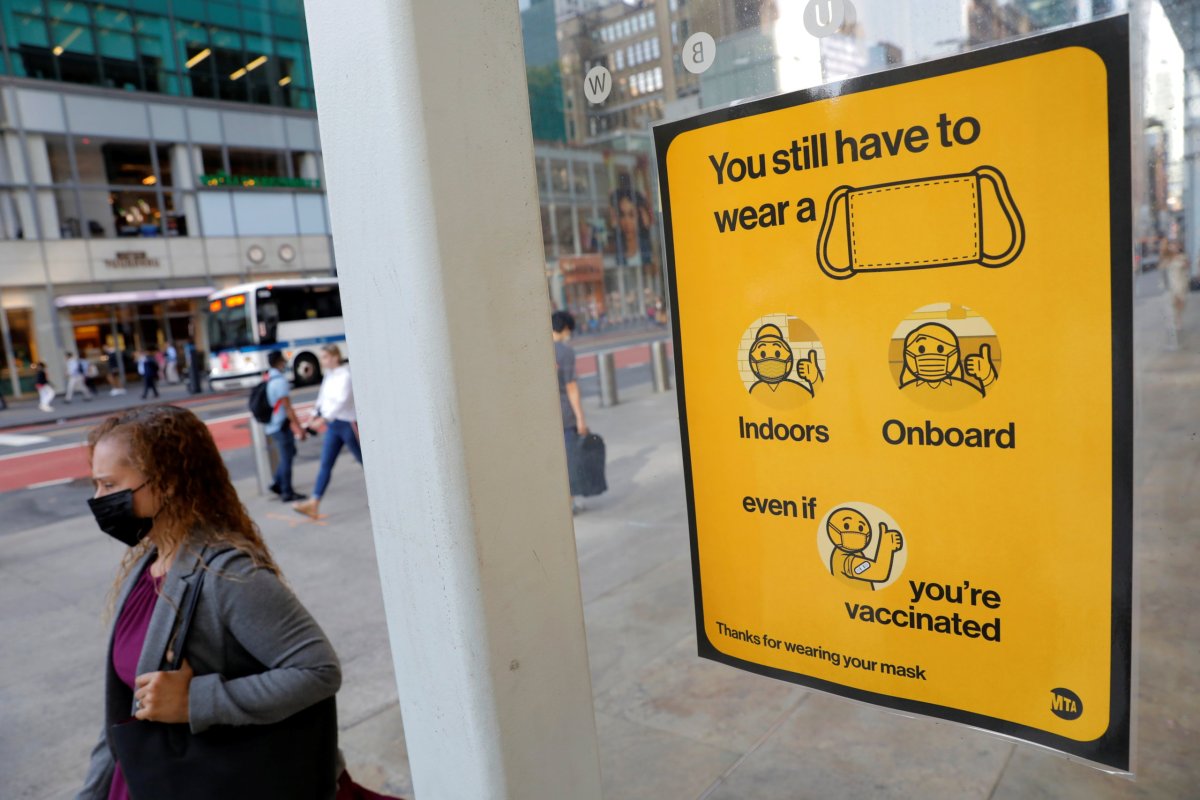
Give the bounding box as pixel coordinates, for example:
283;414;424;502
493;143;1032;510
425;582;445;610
264;349;308;502
1162;239;1190;348
165;342;179;384
552;310;589;513
35;361;55;412
294;345;362;519
105;346;126;395
65;352;94;402
78;404;402;800
139;350;160;399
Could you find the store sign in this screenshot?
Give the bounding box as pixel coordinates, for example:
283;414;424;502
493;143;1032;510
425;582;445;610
104;251;161;269
654;18;1131;771
560;255;604;285
199;171;321;189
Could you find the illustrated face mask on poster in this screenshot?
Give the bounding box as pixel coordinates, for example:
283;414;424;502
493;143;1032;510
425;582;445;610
654;18;1132;772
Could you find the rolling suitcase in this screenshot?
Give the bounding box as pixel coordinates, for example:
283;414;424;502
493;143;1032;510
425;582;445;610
571;432;608;497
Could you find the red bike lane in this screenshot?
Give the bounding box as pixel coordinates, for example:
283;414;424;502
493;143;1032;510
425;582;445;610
0;411;275;494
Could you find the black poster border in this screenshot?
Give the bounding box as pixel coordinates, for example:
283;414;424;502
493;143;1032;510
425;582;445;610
653;16;1133;771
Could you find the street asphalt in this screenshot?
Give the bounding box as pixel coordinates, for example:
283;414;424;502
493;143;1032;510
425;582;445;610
2;275;1197;798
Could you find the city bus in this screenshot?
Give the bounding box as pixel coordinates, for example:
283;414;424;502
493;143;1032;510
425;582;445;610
206;278;346;391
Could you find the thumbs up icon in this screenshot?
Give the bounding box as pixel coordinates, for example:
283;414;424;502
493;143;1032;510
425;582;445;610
964;343;996;387
796;349;824;387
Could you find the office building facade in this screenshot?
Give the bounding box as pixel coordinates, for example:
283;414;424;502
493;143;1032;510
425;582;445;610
0;0;330;395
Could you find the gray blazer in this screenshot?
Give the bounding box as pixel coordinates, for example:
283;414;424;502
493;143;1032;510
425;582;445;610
76;543;342;799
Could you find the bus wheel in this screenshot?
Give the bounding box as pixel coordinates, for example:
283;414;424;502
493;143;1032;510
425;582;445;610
294;353;322;386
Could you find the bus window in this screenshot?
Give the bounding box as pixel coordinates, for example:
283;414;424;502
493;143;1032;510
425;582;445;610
258;301;280;343
206;302;252;352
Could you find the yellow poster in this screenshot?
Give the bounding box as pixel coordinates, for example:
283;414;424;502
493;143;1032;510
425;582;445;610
654;19;1132;771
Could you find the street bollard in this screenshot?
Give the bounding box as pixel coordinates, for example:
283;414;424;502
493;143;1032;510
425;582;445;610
597;351;619;407
249;418;274;495
650;339;672;393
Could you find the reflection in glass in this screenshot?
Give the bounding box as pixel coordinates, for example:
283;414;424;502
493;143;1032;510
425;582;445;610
1;308;38;394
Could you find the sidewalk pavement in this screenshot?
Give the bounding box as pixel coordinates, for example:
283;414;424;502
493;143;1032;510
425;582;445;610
3;277;1198;798
0;380;224;431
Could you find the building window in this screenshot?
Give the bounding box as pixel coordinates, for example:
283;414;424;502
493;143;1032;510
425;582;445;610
2;0;315;109
227;148;289;179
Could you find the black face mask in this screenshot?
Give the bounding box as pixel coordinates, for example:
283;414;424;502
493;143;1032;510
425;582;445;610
88;483;153;547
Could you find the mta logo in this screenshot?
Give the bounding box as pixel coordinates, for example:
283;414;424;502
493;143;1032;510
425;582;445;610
1050;688;1083;720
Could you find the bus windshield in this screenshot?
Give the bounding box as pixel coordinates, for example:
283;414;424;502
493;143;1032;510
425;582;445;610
207;300;254;352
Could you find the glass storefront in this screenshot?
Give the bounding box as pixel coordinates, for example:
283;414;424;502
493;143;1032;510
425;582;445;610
0;307;37;395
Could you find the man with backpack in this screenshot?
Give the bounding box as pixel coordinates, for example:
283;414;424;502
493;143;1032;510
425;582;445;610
262;350;308;501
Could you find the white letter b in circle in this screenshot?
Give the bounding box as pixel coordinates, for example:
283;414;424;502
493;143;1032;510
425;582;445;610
682;32;716;75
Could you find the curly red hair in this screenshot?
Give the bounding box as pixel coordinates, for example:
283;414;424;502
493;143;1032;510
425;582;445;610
89;404;280;612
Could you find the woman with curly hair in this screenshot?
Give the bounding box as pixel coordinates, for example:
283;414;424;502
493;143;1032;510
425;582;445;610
75;404;351;799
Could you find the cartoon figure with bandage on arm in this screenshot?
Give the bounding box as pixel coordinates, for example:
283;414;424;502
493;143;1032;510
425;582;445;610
826;507;904;591
899;322;996;399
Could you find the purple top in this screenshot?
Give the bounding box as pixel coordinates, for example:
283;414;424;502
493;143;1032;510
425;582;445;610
108;564;162;800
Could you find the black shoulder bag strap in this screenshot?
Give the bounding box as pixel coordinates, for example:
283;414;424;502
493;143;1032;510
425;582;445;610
166;549;225;670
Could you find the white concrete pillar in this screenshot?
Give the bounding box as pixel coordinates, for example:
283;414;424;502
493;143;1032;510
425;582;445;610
25;134;61;240
305;2;603;799
297;152;320;182
3;134;39;239
170;144;202;233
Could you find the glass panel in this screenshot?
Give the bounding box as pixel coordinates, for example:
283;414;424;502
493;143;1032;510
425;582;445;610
572;162;590;195
550;159;570;194
205;0;242;28
6;0;51;81
161;190;190;236
2;309;38;395
134;15;173;68
50;187;81;238
179;19;215;99
99;142;156;186
0;189;30;239
243;3;275;36
46;0;87;24
554;203;575;255
49;19;97;85
272;38;308;91
171;0;206;24
242;34;277;104
97;29;140;90
93;6;134;32
77;190;114;237
201;147;224;175
227;148;287;178
44;135;72;184
578;205;601;254
209;27;249;102
110;189;163;236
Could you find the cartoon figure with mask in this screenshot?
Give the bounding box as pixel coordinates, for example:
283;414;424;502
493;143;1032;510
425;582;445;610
748;323;822;400
826;507;904;590
898;322;996;398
